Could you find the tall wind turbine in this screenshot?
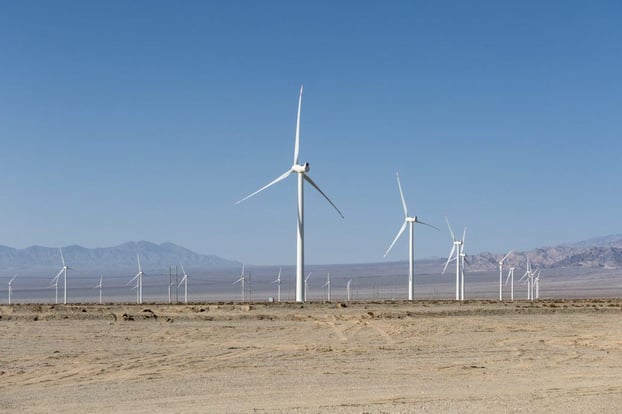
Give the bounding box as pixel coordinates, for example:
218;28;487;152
498;250;513;301
383;172;438;300
8;275;17;305
272;268;282;302
235;86;344;303
459;229;468;301
233;264;245;302
50;273;60;304
95;275;103;304
442;217;465;301
128;255;144;304
57;248;70;305
178;262;189;304
321;272;331;301
520;258;534;300
505;267;515;301
534;269;541;299
346;279;352;301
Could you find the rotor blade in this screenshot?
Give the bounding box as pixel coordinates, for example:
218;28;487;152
128;272;140;285
9;275;17;284
461;227;467;244
305;272;312;282
137;254;142;273
445;216;456;241
178;275;187;287
383;221;407;258
442;244;457;274
395;172;408;218
501;249;514;263
293;85;303;165
414;218;440;231
241;264;245;277
233;277;244;285
60;248;65;267
303;174;344;219
52;269;63;281
519;271;529;282
180;262;187;277
321;281;329;288
505;270;512;285
235;170;292;205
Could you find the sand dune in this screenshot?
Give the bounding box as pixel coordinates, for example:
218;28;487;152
2;300;622;413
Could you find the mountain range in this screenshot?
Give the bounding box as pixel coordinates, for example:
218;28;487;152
0;235;621;274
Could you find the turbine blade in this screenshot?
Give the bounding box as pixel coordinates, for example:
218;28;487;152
303;174;344;219
462;227;467;244
128;272;140;285
293;85;303;165
519;271;529;282
233;277;244;285
501;249;514;263
9;275;17;284
414;218;440;231
445;216;456;241
383;221;407;258
137;254;142;273
180;262;186;276
505;270;512;285
178;275;187;287
442;244;457;274
53;269;64;280
395;172;408;218
235;170;292;205
60;248;65;267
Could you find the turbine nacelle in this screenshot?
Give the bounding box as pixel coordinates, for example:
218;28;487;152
292;162;310;173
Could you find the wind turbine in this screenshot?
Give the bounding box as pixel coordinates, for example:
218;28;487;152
505;267;515;301
8;275;17;305
442;217;466;301
321;272;331;301
178;262;189;304
233;264;245;302
128;255;144;304
519;258;534;300
56;248;70;305
304;272;312;302
383;172;438;300
235;86;344;303
272;267;282;302
458;229;469;301
498;250;513;301
534;269;541;299
95;275;103;304
50;273;60;304
346;279;352;301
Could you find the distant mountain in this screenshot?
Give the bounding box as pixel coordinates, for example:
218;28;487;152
460;234;622;272
0;241;240;273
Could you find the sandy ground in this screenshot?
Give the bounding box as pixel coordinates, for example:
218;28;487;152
1;299;622;413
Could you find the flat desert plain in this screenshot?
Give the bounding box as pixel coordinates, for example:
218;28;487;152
2;300;622;413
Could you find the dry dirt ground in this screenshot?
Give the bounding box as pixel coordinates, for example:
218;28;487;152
1;299;622;413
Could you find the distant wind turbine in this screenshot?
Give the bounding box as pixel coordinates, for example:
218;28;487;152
498;250;513;301
304;272;312;302
54;248;71;305
505;267;516;301
383;172;438;300
128;255;144;304
178;262;189;304
442;217;466;301
321;272;331;301
95;275;103;305
272;268;282;302
233;264;245;302
8;275;17;305
235;86;344;303
346;279;352;301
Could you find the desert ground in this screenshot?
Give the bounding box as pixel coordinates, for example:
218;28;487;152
1;299;622;413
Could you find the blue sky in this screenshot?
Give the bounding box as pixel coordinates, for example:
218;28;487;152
0;1;620;265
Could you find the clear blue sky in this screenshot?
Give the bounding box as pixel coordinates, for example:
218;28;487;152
0;1;620;265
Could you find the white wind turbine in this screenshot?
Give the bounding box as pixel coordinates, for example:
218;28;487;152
321;272;331;301
442;217;466;301
504;266;516;301
178;262;189;304
54;248;71;305
8;275;17;305
304;272;312;302
233;264;245;302
235;86;344;303
519;258;534;300
95;275;103;304
534;269;541;299
50;272;60;304
272;267;282;302
383;172;438;301
346;279;352;301
498;250;513;301
128;255;144;304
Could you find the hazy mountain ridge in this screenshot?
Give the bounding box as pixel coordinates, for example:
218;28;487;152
0;241;239;272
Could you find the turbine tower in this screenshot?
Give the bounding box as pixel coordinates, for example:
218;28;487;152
233;264;245;302
128;255;145;304
56;248;70;305
498;250;513;301
235;86;344;303
442;217;466;301
304;272;312;302
8;275;17;305
321;272;331;301
505;267;515;301
95;275;103;305
272;268;282;302
346;279;352;301
178;262;189;304
383;172;438;300
459;230;468;301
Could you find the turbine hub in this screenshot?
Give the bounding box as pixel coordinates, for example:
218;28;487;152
292;162;310;173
